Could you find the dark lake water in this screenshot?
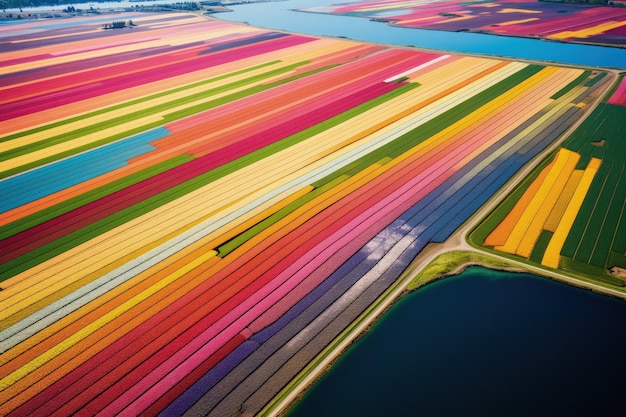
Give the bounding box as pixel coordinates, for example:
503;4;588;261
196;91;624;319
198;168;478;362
219;0;626;69
287;267;626;417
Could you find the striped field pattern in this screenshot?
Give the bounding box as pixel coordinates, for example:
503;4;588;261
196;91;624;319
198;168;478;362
481;74;626;283
608;75;626;106
0;13;610;416
303;0;626;47
487;148;601;267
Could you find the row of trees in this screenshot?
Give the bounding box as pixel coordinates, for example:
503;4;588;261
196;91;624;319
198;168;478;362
1;0;202;11
540;0;610;4
131;1;200;10
103;19;134;28
1;0;120;10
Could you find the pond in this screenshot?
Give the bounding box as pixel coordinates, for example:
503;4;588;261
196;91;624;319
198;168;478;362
288;266;626;417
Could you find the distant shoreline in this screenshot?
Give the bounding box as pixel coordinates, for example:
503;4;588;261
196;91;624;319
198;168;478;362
296;7;626;51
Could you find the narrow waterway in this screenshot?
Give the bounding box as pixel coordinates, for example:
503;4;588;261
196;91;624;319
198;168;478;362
218;0;626;69
7;0;626;68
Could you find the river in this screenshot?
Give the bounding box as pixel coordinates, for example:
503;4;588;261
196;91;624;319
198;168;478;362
218;0;626;69
7;0;626;68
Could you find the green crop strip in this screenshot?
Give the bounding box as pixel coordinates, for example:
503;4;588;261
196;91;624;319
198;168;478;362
529;230;552;263
589;175;625;268
613;200;626;255
604;73;625;100
0;83;416;282
216;174;350;257
551;70;591;100
314;65;545;185
608;252;626;271
0;154;194;241
581;162;623;268
584;71;607;87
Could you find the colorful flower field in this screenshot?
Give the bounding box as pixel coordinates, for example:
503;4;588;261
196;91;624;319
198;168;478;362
478;84;626;285
0;12;611;416
303;0;626;47
608;75;626;106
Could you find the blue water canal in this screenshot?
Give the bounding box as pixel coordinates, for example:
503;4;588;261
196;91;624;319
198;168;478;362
218;0;626;69
287;267;626;417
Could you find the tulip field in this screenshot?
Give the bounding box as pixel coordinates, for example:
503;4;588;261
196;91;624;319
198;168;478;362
0;12;612;416
608;75;626;106
478;82;626;285
303;0;626;47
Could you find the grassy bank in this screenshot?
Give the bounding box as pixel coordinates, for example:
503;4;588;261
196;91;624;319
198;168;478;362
406;250;526;291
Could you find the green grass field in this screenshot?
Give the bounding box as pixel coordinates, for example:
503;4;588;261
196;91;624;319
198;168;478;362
472;101;626;287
